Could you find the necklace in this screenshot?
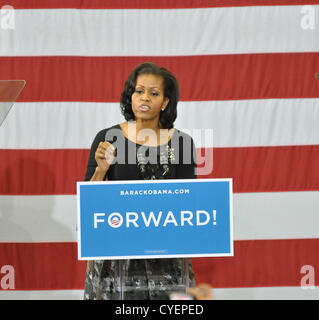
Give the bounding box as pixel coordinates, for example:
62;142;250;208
137;144;175;180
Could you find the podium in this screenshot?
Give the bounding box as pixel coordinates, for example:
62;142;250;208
114;258;192;300
78;179;233;300
0;80;26;127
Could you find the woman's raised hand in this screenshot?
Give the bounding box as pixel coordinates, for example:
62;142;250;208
95;141;115;173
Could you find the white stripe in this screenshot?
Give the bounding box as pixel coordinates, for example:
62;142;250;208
233;191;319;240
0;286;318;300
213;286;319;300
0;195;77;242
0;6;318;56
0;102;13;127
0;289;84;300
1;99;319;149
1;191;318;242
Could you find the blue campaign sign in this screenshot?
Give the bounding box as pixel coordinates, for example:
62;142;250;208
77;178;233;260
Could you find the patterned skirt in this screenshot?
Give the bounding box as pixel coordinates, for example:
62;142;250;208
83;258;195;300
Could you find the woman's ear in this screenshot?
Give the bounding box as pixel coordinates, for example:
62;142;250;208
161;97;169;111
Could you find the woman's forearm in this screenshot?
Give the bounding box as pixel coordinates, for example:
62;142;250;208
90;166;109;181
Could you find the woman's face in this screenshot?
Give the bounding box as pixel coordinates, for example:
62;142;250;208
131;73;169;125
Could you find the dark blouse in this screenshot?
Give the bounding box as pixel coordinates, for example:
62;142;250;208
84;124;197;182
83;123;197;300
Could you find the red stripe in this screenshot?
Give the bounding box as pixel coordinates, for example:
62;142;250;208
0;149;89;195
0;145;318;195
1;53;319;102
1;0;317;9
202;145;319;193
0;242;86;290
192;239;319;288
0;239;317;290
0;80;25;102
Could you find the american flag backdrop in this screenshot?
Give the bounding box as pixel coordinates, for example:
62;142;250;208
0;0;319;300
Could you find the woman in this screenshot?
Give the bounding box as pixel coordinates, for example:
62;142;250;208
83;62;197;300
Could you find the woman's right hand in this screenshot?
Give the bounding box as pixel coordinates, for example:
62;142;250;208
95;141;115;173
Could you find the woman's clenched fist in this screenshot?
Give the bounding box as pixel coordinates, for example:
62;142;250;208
95;141;115;173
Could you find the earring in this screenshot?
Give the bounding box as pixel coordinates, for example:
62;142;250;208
161;108;165;111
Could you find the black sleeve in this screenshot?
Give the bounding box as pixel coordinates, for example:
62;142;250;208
84;129;108;181
175;135;197;179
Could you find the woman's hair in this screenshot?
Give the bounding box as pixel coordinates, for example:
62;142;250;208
120;62;179;129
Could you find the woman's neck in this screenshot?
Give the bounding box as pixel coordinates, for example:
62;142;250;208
121;120;172;147
130;120;160;146
135;119;161;133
